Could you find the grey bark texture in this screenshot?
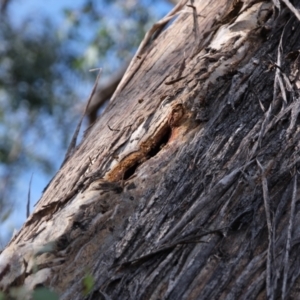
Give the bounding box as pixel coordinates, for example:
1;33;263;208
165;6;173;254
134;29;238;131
1;0;300;299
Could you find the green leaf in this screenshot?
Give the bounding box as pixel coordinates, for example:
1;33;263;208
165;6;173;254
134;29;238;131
32;287;59;300
82;273;95;296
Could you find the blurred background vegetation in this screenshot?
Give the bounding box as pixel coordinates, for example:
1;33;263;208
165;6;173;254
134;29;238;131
0;0;175;245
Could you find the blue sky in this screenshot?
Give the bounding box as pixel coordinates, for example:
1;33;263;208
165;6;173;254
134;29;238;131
10;0;84;24
1;0;88;245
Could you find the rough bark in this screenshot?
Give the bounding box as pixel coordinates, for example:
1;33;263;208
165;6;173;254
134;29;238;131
1;0;300;299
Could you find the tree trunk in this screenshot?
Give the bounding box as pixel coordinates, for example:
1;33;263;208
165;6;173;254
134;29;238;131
1;0;300;299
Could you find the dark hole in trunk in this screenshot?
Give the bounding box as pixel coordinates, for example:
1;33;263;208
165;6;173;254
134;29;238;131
123;161;140;180
123;125;172;180
148;126;172;158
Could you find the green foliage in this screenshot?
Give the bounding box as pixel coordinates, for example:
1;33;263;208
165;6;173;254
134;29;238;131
1;22;57;112
0;15;79;226
82;272;95;296
32;287;59;300
63;0;160;74
0;287;59;300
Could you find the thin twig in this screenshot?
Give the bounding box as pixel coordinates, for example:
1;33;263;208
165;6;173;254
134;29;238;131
257;159;274;300
26;173;33;218
280;0;300;21
274;16;293;107
116;229;224;269
62;69;102;166
187;0;200;56
257;103;272;148
282;173;297;299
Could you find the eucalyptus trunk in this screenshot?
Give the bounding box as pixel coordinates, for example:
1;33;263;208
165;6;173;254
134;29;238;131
1;0;300;299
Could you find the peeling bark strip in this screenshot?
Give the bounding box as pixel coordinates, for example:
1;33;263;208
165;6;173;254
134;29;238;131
2;0;300;299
